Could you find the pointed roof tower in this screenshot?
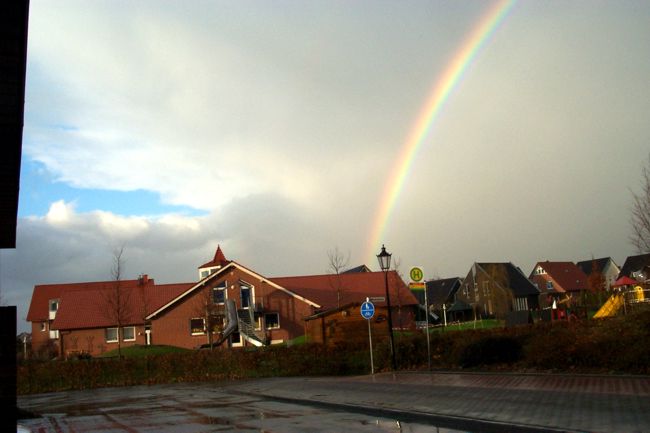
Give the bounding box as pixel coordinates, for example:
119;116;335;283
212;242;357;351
198;245;230;269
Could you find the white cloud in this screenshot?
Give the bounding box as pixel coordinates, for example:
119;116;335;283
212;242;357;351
12;1;650;332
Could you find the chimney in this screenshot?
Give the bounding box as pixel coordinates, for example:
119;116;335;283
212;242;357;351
138;274;149;286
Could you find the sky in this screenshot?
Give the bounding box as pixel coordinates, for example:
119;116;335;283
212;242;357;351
2;0;650;334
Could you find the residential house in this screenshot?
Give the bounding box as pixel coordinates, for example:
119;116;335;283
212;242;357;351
456;263;540;319
617;253;650;283
530;261;589;308
419;277;462;323
26;247;419;355
26;276;191;357
576;257;620;292
274;271;419;345
342;264;372;274
146;256;320;349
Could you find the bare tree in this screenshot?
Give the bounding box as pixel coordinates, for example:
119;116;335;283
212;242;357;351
327;246;350;307
103;246;131;358
630;154;650;253
192;284;225;350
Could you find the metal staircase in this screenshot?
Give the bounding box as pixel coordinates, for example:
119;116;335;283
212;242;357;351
237;309;267;347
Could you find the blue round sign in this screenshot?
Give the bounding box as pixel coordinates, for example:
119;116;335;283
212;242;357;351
360;301;375;319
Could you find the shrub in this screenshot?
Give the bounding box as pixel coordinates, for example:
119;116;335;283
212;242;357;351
458;335;523;368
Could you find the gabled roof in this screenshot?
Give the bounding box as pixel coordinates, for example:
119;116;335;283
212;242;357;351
342;264;372;274
531;261;588;293
476;263;540;297
198;245;230;269
270;271;418;311
424;277;462;305
28;279;159;322
618;253;650;279
147;261;320;319
27;278;194;330
576;257;618;276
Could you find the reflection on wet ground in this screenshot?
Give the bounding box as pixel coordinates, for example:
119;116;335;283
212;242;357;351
18;383;468;433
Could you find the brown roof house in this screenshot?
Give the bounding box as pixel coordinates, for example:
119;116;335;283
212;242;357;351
27;246;420;356
274;271;419;346
26;276;191;357
529;261;590;309
456;263;540;320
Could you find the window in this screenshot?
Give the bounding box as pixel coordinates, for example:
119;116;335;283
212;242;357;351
213;281;226;304
265;313;280;330
546;281;554;290
40;322;46;332
105;328;118;343
190;318;206;335
49;300;59;312
122;326;136;342
200;270;209;279
240;284;251;308
231;331;242;346
483;281;490;296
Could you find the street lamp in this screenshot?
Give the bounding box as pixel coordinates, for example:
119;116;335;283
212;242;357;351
377;244;397;371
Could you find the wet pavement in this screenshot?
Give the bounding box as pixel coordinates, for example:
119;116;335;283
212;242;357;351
17;371;650;433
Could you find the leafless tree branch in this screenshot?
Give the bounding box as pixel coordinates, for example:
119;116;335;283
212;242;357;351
630;154;650;253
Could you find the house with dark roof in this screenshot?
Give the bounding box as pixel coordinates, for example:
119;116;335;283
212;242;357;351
342;264;372;274
455;263;540;319
419;277;462;322
530;261;589;308
617;253;650;282
576;257;620;292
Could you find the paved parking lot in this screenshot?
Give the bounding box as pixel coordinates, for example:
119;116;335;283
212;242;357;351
18;371;650;433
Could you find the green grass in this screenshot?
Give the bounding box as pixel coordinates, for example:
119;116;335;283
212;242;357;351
429;319;504;333
97;345;190;358
286;335;306;346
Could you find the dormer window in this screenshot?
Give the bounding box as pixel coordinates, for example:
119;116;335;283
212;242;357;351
49;299;59;320
199;266;220;280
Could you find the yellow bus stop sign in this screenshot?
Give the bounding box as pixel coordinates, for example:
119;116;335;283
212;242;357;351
410;267;424;283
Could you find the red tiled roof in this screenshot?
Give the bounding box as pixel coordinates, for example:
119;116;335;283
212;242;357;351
612;276;638;287
270;271;418;310
27;278;193;330
532;261;588;292
198;245;230;269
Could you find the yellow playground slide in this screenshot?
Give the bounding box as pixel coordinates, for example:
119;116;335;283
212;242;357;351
593;293;624;319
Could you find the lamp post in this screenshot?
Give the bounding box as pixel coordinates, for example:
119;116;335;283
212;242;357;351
377;244;397;371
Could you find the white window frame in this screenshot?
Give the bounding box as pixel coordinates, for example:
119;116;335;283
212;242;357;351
240;282;253;309
265;312;280;330
122;326;136;342
231;331;243;347
105;327;119;343
213;281;227;305
40;322;46;332
190;318;206;335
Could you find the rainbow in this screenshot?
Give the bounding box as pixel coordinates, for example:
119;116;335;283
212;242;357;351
365;0;516;265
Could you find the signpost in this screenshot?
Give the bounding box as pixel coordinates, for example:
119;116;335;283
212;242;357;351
360;298;375;374
410;266;430;370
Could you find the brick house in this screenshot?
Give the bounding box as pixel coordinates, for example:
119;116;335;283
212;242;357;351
146;254;320;349
275;271;419;345
26;276;191;357
529;261;589;309
26;247;421;355
456;263;540;320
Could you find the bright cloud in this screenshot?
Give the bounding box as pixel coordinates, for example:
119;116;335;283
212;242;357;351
11;1;650;333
